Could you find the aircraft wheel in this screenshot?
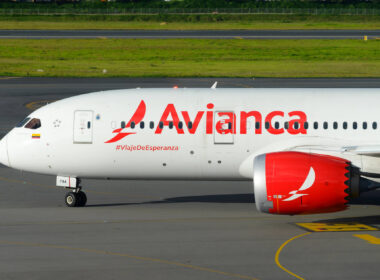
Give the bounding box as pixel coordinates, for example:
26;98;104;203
77;191;87;207
65;192;78;207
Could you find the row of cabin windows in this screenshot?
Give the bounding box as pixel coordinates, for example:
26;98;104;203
121;121;195;130
270;121;377;130
120;121;378;130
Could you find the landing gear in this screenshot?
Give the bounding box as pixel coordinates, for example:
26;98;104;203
56;176;87;207
65;190;87;207
77;191;87;206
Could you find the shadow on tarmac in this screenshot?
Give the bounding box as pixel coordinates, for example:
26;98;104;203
315;215;380;225
86;193;254;207
350;189;380;206
86;190;379;208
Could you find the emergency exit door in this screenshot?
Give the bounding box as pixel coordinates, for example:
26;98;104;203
73;110;93;143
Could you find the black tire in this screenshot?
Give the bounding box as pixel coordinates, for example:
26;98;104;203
77;191;87;207
65;192;78;207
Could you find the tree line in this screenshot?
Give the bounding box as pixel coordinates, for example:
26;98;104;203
1;0;379;9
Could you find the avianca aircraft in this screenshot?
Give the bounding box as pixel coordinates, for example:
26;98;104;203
0;86;379;214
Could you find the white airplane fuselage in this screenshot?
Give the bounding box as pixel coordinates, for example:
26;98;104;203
1;88;380;181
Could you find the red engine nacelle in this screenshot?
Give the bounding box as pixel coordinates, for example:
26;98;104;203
253;152;358;215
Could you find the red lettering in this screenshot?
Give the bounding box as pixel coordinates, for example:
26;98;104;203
240;111;262;134
215;112;236;135
265;111;284;135
287;111;307;135
206;103;214;134
181;111;204;134
155;104;184;134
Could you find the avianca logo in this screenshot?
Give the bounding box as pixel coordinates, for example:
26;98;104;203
105;100;307;143
283;167;315;201
105;100;146;143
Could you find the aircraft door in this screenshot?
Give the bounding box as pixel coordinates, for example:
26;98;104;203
73;110;93;144
213;111;235;144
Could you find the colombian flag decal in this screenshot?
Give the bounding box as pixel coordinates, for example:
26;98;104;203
32;134;40;139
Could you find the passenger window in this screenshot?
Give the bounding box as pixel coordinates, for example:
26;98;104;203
121;121;126;128
323;122;328;129
373;122;377;129
314;122;318;129
150;121;154;129
130;122;135;129
140;121;145;129
159;122;164;129
178;121;183;129
363;122;367;129
188;122;193;129
343;122;347;129
333;122;338;129
353;122;357;129
87;121;91;129
304;122;309;130
274;122;279;129
168;121;174;129
294;122;299;129
284;122;289;129
255;122;260;129
16;117;30;128
265;122;269;129
228;122;232;130
25;118;41;129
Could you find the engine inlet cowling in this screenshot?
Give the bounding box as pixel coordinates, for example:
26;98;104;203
253;152;357;215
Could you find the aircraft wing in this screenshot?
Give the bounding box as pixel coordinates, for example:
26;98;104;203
291;144;380;157
340;145;380;157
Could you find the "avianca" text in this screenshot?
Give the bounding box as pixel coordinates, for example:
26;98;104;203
105;101;307;143
155;103;307;135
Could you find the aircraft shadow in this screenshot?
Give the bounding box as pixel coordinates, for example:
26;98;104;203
86;190;379;208
86;193;254;207
349;190;380;206
314;215;380;225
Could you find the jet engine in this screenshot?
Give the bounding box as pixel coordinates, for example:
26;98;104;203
253;152;363;215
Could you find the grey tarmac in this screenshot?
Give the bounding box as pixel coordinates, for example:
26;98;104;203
0;77;379;280
0;29;379;39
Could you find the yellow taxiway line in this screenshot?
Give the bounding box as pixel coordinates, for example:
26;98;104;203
275;232;311;280
353;234;380;245
297;222;378;232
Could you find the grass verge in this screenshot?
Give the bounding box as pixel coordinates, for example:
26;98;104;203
0;39;379;78
1;15;380;30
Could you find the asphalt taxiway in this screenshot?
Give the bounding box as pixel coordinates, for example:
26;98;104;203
0;77;379;280
0;29;379;39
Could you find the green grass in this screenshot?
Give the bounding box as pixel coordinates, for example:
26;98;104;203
1;15;380;30
0;39;379;77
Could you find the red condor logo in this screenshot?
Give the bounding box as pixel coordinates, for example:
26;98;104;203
105;100;307;143
105;100;146;143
